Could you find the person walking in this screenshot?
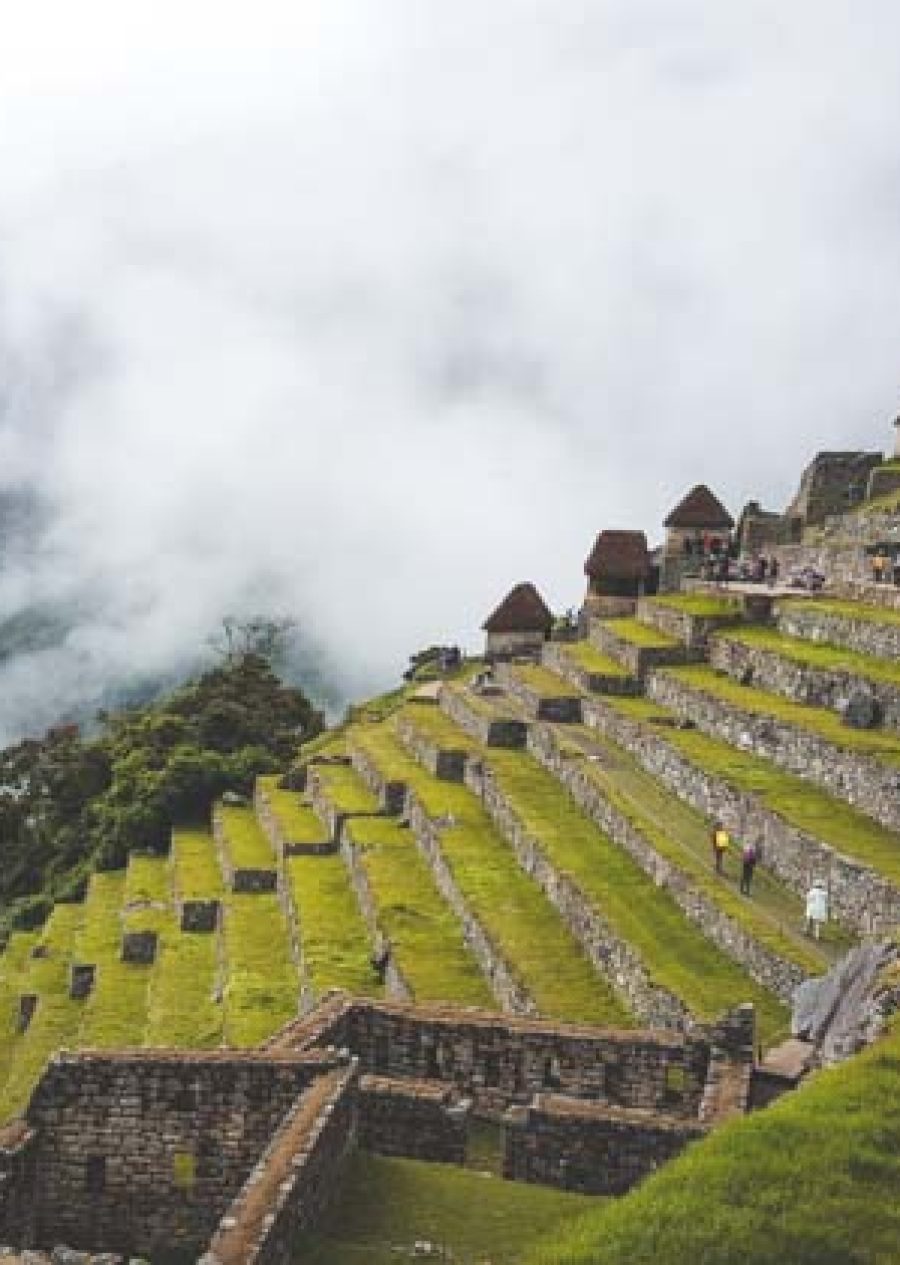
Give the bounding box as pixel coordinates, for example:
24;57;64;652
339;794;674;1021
711;823;730;875
805;879;829;939
740;841;758;895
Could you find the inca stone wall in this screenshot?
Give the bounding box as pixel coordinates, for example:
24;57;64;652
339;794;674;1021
494;664;583;722
394;712;467;782
439;687;528;749
541;642;640;697
636;599;745;651
578;694;900;936
590;620;698;678
212;806;277;893
503;1096;706;1194
644;670;900;835
709;634;900;730
340;822;413;1002
254;782;333;857
0;1125;35;1245
356;1075;468;1164
775;601;900;663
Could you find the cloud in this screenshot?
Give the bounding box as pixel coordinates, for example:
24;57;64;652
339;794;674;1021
1;0;899;741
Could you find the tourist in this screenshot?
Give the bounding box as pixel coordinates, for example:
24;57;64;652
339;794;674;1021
711;822;730;875
768;557;780;587
740;842;758;895
805;880;829;940
893;556;900;587
872;551;887;584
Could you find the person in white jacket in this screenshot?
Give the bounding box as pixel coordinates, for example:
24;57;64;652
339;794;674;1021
805;880;829;939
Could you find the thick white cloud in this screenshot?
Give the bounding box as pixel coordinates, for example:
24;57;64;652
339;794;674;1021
0;0;899;739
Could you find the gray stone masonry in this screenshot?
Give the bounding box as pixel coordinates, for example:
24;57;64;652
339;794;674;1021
0;1125;36;1246
394;712;467;782
503;1095;706;1195
526;723;809;1004
68;966;95;1001
590;618;702;679
17;997;37;1034
541;642;640;697
636;598;747;651
710;632;900;730
494;663;583;723
579;693;900;936
776;600;900;663
212;805;277;894
179;900;220;933
119;931;157;965
644;670;900;834
440;686;528;749
340;821;414;1003
356;1075;469;1164
461;754;690;1030
254;782;334;858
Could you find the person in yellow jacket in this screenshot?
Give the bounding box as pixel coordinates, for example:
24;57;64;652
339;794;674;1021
711;822;730;875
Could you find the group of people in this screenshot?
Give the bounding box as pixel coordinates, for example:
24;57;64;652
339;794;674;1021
710;822;830;937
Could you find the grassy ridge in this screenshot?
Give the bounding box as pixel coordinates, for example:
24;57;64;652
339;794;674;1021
783;597;900;628
512;664;583;698
0;931;40;1094
144;913;223;1049
716;624;900;688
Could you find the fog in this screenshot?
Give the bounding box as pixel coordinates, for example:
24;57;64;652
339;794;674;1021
1;1;899;741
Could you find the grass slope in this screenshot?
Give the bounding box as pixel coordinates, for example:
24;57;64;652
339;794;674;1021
285;852;382;1000
716;625;900;688
559;642;631;677
600;618;681;648
76;872;158;1048
172;827;225;900
648;594;744;618
222;892;299;1047
217;804;276;870
783;597;900;628
530;1021;900;1265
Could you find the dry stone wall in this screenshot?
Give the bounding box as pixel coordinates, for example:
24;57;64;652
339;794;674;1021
440;687;528;749
590;620;699;678
339;822;413;1002
254;783;333;858
775;602;900;662
356;1075;469;1163
541;642;639;697
394;712;467;782
494;664;583;722
579;695;900;936
636;599;745;650
644;671;900;834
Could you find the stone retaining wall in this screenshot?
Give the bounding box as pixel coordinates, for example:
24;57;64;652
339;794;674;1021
644;670;900;834
340;822;413;1003
775;601;900;662
503;1096;705;1195
0;1126;35;1245
462;757;690;1030
212;806;277;894
204;1065;357;1265
180;900;221;933
590;620;698;679
710;633;900;730
394;714;467;782
254;783;334;858
494;664;583;723
541;642;639;697
578;695;900;936
356;1075;469;1163
26;1050;344;1258
636;599;746;650
527;722;808;1003
440;687;528;749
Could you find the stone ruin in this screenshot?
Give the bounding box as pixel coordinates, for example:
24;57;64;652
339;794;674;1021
0;995;759;1264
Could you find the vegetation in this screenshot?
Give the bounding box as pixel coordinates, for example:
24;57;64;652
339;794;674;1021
144;916;223;1049
295;1151;597;1265
529;1019;900;1265
717;624;900;688
783;597;900;629
313;763;381;815
649;594;743;618
257;776;329;843
284;852;382;1000
216;804;275;871
664;665;900;768
512;663;582;698
172;828;225;900
600;618;680;648
346;813;492;1006
76;872;158;1049
560;642;631;677
221;892;299;1047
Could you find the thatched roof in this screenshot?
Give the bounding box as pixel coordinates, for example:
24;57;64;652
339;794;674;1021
482;582;553;633
664;484;734;530
584;530;650;580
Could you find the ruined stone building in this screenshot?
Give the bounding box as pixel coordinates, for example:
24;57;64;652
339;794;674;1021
659;484;734;591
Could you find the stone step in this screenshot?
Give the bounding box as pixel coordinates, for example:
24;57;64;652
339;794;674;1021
645;666;900;835
710;625;900;729
578;693;900;937
589;617;702;679
776;597;900;662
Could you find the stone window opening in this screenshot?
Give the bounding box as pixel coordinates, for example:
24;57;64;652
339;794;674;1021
85;1155;107;1194
374;1032;391;1072
483;1052;501;1089
543;1055;561;1090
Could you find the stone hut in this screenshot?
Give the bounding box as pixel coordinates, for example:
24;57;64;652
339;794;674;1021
660;485;734;591
482;582;553;661
585;531;651;599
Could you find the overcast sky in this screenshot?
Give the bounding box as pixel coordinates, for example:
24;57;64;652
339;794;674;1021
1;1;899;738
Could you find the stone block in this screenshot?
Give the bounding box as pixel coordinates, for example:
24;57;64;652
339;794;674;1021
120;932;158;965
69;965;96;1001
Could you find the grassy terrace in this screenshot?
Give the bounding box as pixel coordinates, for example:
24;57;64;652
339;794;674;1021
124;853;170;906
347;814;492;1007
0;903;84;1121
648;593;744;618
295;1151;597;1265
398;701;478;751
285;852;381;1000
479;742;791;1041
530;1017;900;1265
605;696;900;886
662;665;900;769
222;892;299;1047
599;618;680;648
313;762;381;815
216;804;276;870
716;624;900;688
0;931;40;1097
781;596;900;628
144;913;223;1049
256;775;329;845
172;827;225;900
76;872;157;1049
511;663;583;698
558;641;631;677
351;724;632;1026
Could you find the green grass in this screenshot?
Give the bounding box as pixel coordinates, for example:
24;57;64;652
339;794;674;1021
294;1151;598;1265
512;663;582;698
664;665;900;769
605;696;900;887
351;724;632;1026
782;597;900;629
649;594;744;618
222;893;299;1047
529;1020;900;1265
0;931;41;1096
285;853;382;999
346;815;493;1007
124;852;170;906
143;914;223;1048
396;702;478;751
256;775;330;844
172;827;225;900
717;624;900;688
482;744;790;1043
217;804;276;870
560;642;631;677
600;618;681;649
313;763;381;814
76;872;158;1048
0;902;85;1121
